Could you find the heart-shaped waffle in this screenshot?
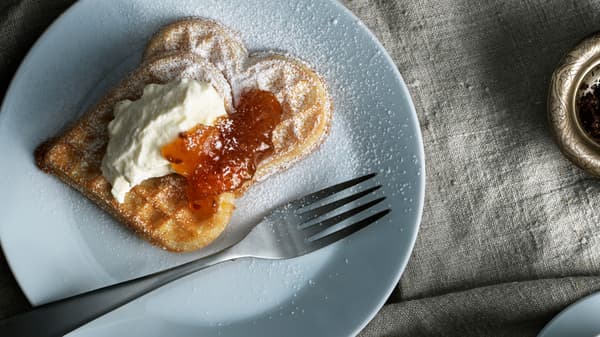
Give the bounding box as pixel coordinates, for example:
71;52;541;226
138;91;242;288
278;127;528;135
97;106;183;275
35;18;332;252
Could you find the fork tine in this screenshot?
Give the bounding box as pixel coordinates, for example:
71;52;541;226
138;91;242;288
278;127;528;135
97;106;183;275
302;197;386;237
289;173;377;209
309;209;391;248
297;185;382;221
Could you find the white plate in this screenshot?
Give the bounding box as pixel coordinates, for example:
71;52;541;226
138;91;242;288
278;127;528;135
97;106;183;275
0;0;424;336
538;292;600;337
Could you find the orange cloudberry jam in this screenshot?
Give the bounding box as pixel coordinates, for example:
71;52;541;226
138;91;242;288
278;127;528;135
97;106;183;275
161;89;282;218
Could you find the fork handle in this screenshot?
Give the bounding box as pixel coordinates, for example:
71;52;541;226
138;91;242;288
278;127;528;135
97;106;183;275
0;248;240;337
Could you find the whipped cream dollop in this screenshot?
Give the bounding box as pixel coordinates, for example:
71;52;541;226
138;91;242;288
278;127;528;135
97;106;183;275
101;78;227;203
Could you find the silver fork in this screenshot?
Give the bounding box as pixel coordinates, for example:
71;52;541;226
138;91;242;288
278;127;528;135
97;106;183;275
1;173;389;337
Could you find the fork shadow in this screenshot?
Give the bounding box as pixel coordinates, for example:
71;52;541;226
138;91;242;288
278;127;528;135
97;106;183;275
194;204;277;259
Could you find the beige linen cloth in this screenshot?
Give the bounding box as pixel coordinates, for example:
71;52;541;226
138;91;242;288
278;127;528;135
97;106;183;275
2;1;600;336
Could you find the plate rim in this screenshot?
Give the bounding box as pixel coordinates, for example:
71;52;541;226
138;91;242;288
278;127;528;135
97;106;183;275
0;0;87;305
0;0;426;335
326;1;426;335
537;291;600;337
